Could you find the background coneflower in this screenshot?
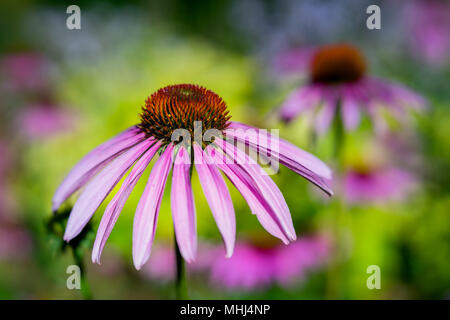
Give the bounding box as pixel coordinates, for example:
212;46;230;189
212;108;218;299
277;44;427;134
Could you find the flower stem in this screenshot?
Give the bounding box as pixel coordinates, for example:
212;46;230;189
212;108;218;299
326;100;347;299
333;101;345;163
174;233;188;300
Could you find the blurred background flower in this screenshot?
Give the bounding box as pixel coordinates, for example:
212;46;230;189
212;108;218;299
277;44;427;134
209;234;330;290
341;167;416;205
0;0;449;299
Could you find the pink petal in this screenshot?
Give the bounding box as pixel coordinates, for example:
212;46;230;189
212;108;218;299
279;88;305;122
171;146;197;263
193;143;235;257
214;139;296;242
279;85;321;122
64;138;154;241
315;99;336;136
52;126;144;211
133;144;174;270
226;122;333;195
341;96;361;131
206;146;290;244
91;140;162;264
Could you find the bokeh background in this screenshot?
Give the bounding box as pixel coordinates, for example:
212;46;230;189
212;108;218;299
0;0;449;299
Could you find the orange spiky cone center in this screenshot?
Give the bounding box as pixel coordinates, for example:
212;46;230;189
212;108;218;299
139;84;231;144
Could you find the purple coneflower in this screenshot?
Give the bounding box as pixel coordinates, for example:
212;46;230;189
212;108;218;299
18;103;76;139
341;166;416;205
278;44;426;134
52;84;332;270
209;235;330;290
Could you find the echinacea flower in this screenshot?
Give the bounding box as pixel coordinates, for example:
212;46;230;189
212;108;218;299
337;139;417;205
52;84;332;270
18;103;76;139
278;44;426;134
209;235;330;290
341;166;416;205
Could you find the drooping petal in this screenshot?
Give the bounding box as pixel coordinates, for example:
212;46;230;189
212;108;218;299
64;138;154;241
214;138;296;242
390;83;427;111
367;101;389;135
194;143;235;257
206;145;290;244
315;98;336;136
279;88;305;122
279;85;322;122
171;146;197;263
226;122;333;195
341;91;361;131
92;140;162;264
133;144;174;270
52;126;144;211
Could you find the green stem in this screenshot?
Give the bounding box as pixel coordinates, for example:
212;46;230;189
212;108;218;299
174;233;188;299
326;100;346;299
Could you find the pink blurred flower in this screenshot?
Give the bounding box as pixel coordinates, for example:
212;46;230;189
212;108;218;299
210;235;330;290
18;104;76;139
342;167;416;205
404;0;450;66
143;245;176;282
277;44;426;134
0;224;32;261
52;84;332;270
0;53;49;92
142;243;214;282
